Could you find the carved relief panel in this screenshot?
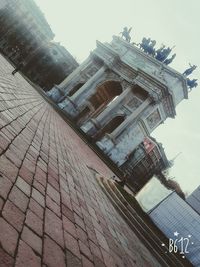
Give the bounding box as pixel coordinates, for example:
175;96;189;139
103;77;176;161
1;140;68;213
126;96;142;110
146;109;162;129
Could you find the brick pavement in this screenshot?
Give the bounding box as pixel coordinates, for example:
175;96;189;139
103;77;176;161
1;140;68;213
0;55;161;267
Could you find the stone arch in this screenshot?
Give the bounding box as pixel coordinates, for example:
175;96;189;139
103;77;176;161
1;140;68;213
93;114;126;141
76;80;123;125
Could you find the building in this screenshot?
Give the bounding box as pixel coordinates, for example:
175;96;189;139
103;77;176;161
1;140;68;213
187;186;200;214
23;41;78;91
121;137;169;193
0;0;78;90
48;36;188;169
149;192;200;267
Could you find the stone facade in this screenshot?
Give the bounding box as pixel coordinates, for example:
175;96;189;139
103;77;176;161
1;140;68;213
48;36;187;169
121;137;169;193
0;0;78;90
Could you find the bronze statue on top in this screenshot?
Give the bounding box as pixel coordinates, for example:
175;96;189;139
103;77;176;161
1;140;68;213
120;27;132;42
163;53;176;65
183;64;197;76
187;78;198;91
139;38;156;56
155;46;174;62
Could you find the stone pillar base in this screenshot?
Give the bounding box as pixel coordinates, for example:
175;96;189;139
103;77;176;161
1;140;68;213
47;85;63;103
96;134;115;153
80;119;100;136
58;97;79;118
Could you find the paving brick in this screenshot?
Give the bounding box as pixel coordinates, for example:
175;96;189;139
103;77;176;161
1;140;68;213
15;240;41;267
101;249;115;267
95;229;109;252
0;175;12;199
43;235;66;267
0;132;10;151
93;256;106;267
89;240;103;260
29;198;44;220
0;197;4;211
47;183;60;204
82;255;95;267
79;240;93;262
0;247;14;267
76;225;89;246
74;212;86;231
19;165;34;185
23;158;36;173
60;189;72;210
5;148;22;168
32;188;45;207
16;176;31;196
33;179;46;195
0;217;18;256
48;174;60;191
0;155;18;183
45;208;64;248
72;201;83;218
35;167;47;187
63;215;77;238
62;204;75;222
46;195;61;217
9;186;29;212
25;209;43;236
21;226;42;255
2;200;25;232
66;250;82;267
64;231;81;259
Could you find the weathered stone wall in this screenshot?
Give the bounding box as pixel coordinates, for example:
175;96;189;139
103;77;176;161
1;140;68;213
0;55;160;267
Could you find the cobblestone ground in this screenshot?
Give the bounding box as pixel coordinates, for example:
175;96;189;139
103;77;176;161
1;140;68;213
0;55;161;267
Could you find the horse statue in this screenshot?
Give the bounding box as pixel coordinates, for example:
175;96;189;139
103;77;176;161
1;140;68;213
187;78;198;91
120;27;132;42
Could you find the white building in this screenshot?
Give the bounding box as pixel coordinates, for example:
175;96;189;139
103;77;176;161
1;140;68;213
48;36;188;167
187;186;200;215
149;191;200;266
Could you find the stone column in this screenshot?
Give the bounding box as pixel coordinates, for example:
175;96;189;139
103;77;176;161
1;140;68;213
111;97;152;138
48;57;91;102
81;86;131;135
71;65;106;105
59;65;106;118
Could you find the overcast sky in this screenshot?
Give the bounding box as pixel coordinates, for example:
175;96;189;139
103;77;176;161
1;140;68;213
35;0;200;195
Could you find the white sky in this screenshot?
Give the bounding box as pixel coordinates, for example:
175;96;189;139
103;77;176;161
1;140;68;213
35;0;200;195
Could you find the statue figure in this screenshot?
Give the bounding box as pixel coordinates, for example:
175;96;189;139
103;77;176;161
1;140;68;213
120;27;132;42
155;45;165;61
187;78;198;90
183;64;197;76
155;45;175;62
139;37;151;52
163;53;176;65
147;40;156;56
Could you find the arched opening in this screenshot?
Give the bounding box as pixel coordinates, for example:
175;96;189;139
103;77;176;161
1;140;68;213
76;81;123;125
89;81;122;113
68;83;84;97
93;115;125;141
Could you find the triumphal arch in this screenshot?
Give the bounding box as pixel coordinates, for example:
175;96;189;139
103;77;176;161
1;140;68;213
48;36;188;166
